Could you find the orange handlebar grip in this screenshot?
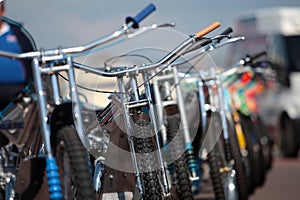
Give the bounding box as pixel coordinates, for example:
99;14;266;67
195;21;221;39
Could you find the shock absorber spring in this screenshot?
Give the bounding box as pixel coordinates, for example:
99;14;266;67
46;157;63;200
186;143;200;182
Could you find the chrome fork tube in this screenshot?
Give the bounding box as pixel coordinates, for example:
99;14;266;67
173;67;199;180
66;56;87;148
130;75;140;101
152;73;167;145
50;72;61;105
163;80;171;100
197;80;207;135
117;76;144;197
32;57;52;156
216;75;229;140
143;73;170;195
33;59;63;198
172;67;192;146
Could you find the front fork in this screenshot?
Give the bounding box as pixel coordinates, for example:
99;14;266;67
32;56;87;200
152;69;200;187
117;74;171;198
143;73;171;197
172;67;199;182
216;76;239;199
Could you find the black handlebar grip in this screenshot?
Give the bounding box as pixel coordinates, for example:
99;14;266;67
251;51;267;61
244;51;267;65
220;27;233;36
216;27;233;43
126;4;156;29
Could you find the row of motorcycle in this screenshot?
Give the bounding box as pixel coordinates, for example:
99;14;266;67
0;4;275;200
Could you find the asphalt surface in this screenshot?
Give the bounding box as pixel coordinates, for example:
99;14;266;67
249;157;300;200
194;155;300;200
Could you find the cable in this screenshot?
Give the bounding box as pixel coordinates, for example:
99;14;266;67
57;73;125;94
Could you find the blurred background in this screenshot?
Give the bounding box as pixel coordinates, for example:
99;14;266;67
4;1;300;199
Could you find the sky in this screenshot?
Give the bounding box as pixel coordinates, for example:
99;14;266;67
5;0;300;49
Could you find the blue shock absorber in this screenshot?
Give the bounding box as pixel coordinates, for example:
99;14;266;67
193;158;202;194
46;157;63;200
185;142;201;193
185;142;197;175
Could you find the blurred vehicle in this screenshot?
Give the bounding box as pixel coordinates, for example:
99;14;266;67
230;6;300;157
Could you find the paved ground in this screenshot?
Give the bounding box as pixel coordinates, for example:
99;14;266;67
249;157;300;200
193;155;300;200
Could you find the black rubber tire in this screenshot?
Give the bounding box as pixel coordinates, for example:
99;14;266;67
231;111;255;195
252;115;273;171
0;189;4;200
52;126;95;200
207;139;226;200
239;114;266;188
227;118;249;200
207;112;248;200
135;118;163;200
280;115;299;158
166;115;193;200
240;148;255;195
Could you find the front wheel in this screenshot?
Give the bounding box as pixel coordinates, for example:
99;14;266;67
166;115;193;200
207;112;248;200
134;116;163;200
52;126;95;199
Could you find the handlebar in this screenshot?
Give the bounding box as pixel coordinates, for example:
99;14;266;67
221;51;271;80
171;35;244;68
127;21;176;39
0;17;224;80
0;4;157;60
182;26;234;55
73;22;222;77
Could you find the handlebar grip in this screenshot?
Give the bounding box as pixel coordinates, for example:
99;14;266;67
195;21;221;39
126;4;156;29
243;51;267;65
220;27;233;36
251;51;267;61
216;27;233;43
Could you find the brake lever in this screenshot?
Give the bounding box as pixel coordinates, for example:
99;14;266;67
127;21;176;38
214;36;245;48
210;34;232;42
